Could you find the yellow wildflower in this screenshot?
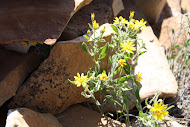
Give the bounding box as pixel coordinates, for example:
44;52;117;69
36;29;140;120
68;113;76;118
136;72;142;82
101;27;105;33
120;40;136;54
117;59;126;67
100;72;108;81
130;11;135;18
139;19;147;30
113;17;120;25
74;73;88;87
91;13;95;21
150;102;169;121
113;16;128;25
22;42;28;46
92;20;99;30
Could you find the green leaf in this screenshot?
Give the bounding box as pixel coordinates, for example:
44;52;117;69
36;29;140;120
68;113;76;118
88;23;93;29
83;35;90;40
98;42;109;62
118;76;128;84
111;24;119;35
173;45;179;50
108;56;112;66
81;42;89;53
172;29;175;36
99;39;106;42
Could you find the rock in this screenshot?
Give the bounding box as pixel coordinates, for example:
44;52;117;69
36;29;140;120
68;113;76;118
0;0;92;45
134;0;167;24
8;24;115;115
181;0;190;15
56;104;126;127
0;47;42;107
2;42;33;54
159;15;189;49
5;108;62;127
167;0;181;16
135;26;178;100
59;0;113;41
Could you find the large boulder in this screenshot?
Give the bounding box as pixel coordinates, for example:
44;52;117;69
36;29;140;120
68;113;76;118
5;108;62;127
59;0;113;40
0;47;41;107
0;0;92;45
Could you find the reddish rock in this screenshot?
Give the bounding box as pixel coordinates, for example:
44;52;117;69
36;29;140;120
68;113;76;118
0;0;92;45
0;47;42;107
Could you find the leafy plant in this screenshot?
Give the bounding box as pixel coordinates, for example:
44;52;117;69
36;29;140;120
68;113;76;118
69;12;173;126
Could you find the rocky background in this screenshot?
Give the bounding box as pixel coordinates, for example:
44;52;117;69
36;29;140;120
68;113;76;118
0;0;189;127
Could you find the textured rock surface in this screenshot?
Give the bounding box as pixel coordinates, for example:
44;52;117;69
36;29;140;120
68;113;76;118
59;0;113;40
56;104;126;127
0;48;41;107
159;15;189;49
0;0;92;45
8;24;115;115
5;108;62;127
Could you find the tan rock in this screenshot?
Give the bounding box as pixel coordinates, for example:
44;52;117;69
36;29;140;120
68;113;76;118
181;0;190;15
56;104;126;127
135;26;178;99
159;15;189;49
167;0;181;16
0;0;92;45
8;24;115;115
5;108;62;127
59;0;113;40
0;48;41;107
134;0;167;24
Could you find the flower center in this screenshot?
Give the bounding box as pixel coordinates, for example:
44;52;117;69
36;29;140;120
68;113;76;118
155;109;161;114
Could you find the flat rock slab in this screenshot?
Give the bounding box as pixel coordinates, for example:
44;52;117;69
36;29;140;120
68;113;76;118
56;104;126;127
135;26;178;99
0;48;41;107
0;0;92;45
5;108;62;127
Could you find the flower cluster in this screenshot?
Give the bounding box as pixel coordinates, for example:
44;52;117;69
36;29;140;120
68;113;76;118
113;11;147;32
